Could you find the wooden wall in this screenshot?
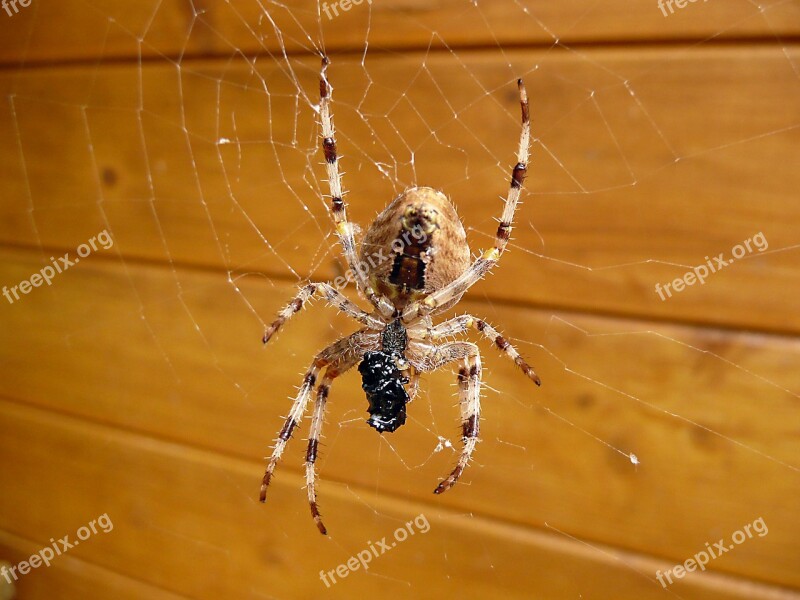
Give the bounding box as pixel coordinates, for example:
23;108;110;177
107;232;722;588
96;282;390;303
0;1;799;599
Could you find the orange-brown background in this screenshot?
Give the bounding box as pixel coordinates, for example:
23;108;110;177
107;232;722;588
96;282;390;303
0;1;799;599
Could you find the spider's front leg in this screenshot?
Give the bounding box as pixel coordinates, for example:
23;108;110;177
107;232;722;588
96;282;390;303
416;341;483;494
318;57;394;318
401;79;530;323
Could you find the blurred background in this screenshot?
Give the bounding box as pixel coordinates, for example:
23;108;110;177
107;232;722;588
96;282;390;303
0;1;799;598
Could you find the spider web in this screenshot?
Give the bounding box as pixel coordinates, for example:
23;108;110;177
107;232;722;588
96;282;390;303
1;0;799;597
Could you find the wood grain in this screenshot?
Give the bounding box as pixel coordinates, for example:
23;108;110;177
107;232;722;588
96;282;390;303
0;0;798;65
0;47;798;333
0;247;797;589
0;531;186;600
1;399;798;600
2;2;799;597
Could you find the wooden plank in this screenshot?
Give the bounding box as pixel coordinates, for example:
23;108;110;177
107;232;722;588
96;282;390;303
0;47;798;333
0;0;798;65
0;247;798;589
1;399;798;600
0;531;187;600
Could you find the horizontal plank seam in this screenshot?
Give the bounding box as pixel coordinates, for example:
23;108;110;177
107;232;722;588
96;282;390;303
0;528;192;599
1;394;798;598
0;36;799;71
1;240;797;341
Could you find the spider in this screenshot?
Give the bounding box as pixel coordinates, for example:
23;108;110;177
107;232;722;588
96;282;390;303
259;57;540;535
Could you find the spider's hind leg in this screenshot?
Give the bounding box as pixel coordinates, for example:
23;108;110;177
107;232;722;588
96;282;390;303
304;351;361;535
416;341;483;494
259;360;324;503
305;379;331;534
260;331;368;509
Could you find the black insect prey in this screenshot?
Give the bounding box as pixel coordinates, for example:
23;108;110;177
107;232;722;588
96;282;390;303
358;318;410;433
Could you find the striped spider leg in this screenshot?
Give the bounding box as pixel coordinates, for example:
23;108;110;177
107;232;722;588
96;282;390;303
405;311;540;495
261;282;382;345
304;332;375;535
319;57;394;319
405;338;483;494
428;314;540;386
260;330;380;530
258;59;538;534
402;78;531;323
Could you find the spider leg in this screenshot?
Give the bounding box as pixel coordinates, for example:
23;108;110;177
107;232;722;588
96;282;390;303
304;353;359;535
427;314;540;386
260;362;322;502
407;367;420;402
402;79;530;322
260;331;368;503
262;282;381;345
416;341;483;494
319;57;394;318
305;380;331;535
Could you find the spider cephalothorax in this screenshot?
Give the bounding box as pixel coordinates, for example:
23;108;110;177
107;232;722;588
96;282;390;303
259;56;540;535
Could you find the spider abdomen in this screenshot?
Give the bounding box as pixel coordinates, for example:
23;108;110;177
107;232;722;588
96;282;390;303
359;351;409;433
260;68;535;534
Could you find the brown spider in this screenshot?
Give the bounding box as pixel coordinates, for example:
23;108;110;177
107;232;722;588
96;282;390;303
259;57;540;535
